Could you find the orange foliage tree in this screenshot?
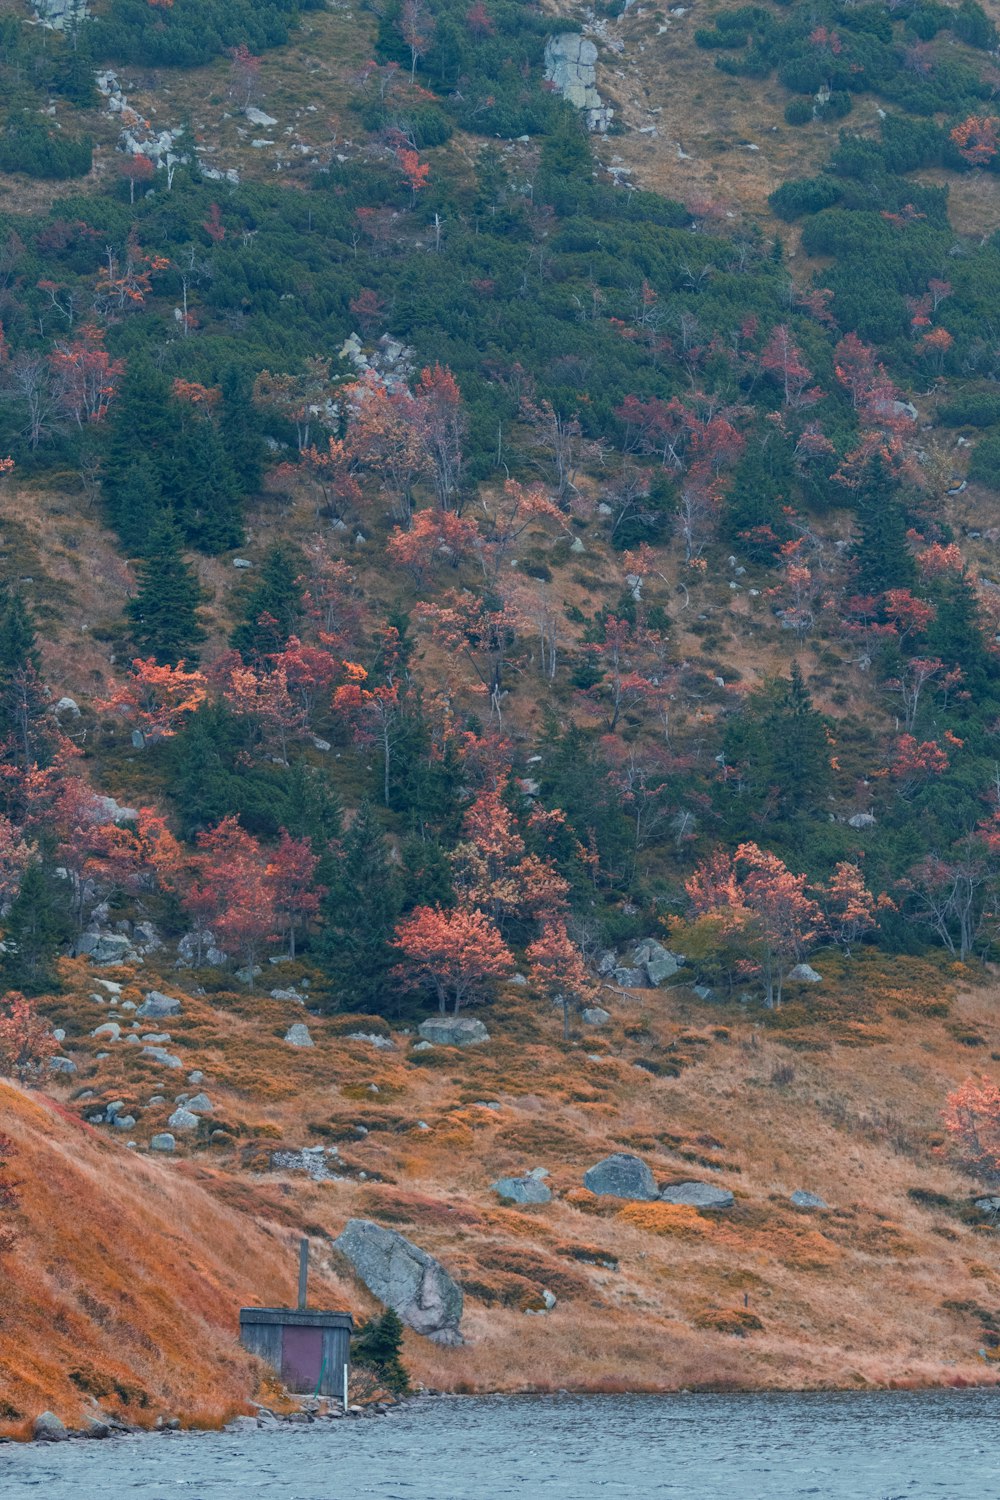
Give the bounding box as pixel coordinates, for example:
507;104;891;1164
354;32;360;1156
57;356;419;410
820;862;884;953
686;842;821;1006
450;777;569;932
189;818;276;985
0;992;56;1085
943;1076;1000;1182
526;919;600;1039
99;658;207;744
386;507;480;586
394;904;512;1012
266;829;323;959
950;115;1000;167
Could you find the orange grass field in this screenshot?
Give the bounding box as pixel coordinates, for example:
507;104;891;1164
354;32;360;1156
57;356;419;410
3;949;1000;1433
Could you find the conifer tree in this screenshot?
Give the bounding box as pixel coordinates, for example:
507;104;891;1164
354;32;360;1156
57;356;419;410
317;800;401;1013
126;516;206;666
219;365;265;494
166;413;244;554
105;453;164;555
230;544;305;662
1;862;71;994
852;453;915;596
0;591;53;769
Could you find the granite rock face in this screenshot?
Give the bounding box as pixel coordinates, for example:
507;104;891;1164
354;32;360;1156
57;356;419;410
659;1181;734;1210
333;1219;464;1343
543;34;613;132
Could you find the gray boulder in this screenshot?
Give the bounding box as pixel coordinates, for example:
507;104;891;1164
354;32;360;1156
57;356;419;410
418;1017;490;1047
54;696;80;718
584;1153;658;1201
49;1056;77;1074
492;1173;552;1205
284;1023;314;1048
32;1411;68;1442
113;1114;137;1131
168;1107;199;1132
347;1032;396;1050
185;1092;213;1113
141;1046;182;1068
333;1219;463;1343
91;1021;121;1041
612;967;647;989
790;1190;828;1210
975;1196;1000;1214
581;1007;611;1027
847;812;876;830
82;932;137;966
138;991;182;1020
150;1133;175;1152
660;1181;734;1210
787;963;822;984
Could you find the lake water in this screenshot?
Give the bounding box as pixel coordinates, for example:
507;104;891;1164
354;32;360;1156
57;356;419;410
1;1390;996;1498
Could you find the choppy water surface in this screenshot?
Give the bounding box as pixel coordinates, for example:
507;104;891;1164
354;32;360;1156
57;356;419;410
2;1390;997;1499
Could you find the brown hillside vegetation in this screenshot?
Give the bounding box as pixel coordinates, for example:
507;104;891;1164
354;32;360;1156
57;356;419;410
4;952;1000;1431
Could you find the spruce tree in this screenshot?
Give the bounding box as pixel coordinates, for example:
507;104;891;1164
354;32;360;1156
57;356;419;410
105;452;164;555
230;544;305;662
126;515;206;665
219;365;265;494
852;453;915;596
0;591;53;769
166;413;244;554
2;862;71;995
317;801;401;1013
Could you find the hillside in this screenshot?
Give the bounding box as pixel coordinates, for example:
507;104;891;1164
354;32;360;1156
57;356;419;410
2;0;1000;1433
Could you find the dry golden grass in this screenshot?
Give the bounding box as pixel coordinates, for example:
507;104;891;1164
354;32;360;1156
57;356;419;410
6;949;1000;1428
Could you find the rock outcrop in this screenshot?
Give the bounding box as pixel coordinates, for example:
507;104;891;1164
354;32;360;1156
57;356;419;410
543;34;613;132
333;1219;464;1343
418;1016;490;1047
492;1169;552;1204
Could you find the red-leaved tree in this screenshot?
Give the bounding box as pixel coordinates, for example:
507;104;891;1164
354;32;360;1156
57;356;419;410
394;904;512;1013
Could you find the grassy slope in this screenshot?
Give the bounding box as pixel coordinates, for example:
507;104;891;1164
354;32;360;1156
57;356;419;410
4;949;1000;1431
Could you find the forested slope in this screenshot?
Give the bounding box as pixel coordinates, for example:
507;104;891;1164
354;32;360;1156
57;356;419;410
2;0;1000;1427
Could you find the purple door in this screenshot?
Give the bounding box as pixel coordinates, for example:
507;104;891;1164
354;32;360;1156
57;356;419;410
281;1325;324;1392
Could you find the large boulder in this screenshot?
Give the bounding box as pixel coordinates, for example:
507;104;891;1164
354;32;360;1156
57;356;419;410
583;1153;658;1201
787;963;822;984
418;1017;490;1047
333;1219;463;1344
284;1023;314;1048
790;1190;828;1210
78;931;137;966
492;1171;552;1205
660;1181;734;1210
138;991;182;1020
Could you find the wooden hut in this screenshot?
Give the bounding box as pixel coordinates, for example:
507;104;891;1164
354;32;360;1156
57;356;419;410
240;1239;353;1400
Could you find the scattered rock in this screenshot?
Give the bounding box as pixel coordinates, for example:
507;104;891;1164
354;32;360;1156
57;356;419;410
49;1056;77;1074
271;1146;342;1181
975;1196;1000;1214
787;963;822;984
54;696;80;718
581;1007;611;1027
284;1022;314;1048
91;1021;121;1041
612;966;646;989
168;1107;199;1132
32;1411;68;1442
790;1190;828;1209
411;1040;434;1053
492;1173;552;1204
333;1219;464;1343
188;1071;205;1085
660;1181;734;1210
185;1092;213;1113
847;812;876;830
632;939;683;986
346;1032;396;1050
141;1046;183;1068
245;107;278;127
233;557;254;569
417;1017;490;1047
583;1153;658;1201
79;932;138;965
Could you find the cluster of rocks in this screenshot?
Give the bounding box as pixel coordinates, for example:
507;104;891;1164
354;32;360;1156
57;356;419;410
270;1145;344;1182
598;939;685;990
582;1152;735;1209
338;332;416;394
491;1167;551;1205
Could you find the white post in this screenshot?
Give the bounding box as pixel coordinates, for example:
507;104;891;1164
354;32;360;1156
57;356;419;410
343;1360;349;1411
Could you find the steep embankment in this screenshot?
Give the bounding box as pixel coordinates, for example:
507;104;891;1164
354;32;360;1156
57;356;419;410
3;950;1000;1432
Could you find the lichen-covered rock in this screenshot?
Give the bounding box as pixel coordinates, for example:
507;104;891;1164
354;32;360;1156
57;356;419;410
583;1153;658;1201
333;1219;464;1343
284;1023;314;1047
418;1016;490;1047
168;1107;199;1132
632;940;683;986
150;1133;175;1152
660;1181;734;1210
581;1007;611;1026
787;963;822;984
32;1411;68;1442
543;34;613;131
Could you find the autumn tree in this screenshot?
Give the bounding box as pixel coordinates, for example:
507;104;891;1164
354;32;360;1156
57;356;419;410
190;818;276;984
266;829;323;958
526;919;600;1039
450;777;568;934
386;507;480;587
687;842;821;1006
820;862;883;953
394;904;512;1013
119;153;155;205
416;364;466;509
399;0;435;80
951;115;1000;167
99;657;206;745
0;991;56;1084
332;646;404;806
943;1076;1000;1182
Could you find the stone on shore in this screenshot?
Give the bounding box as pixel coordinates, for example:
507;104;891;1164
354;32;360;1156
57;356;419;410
333;1219;464;1343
